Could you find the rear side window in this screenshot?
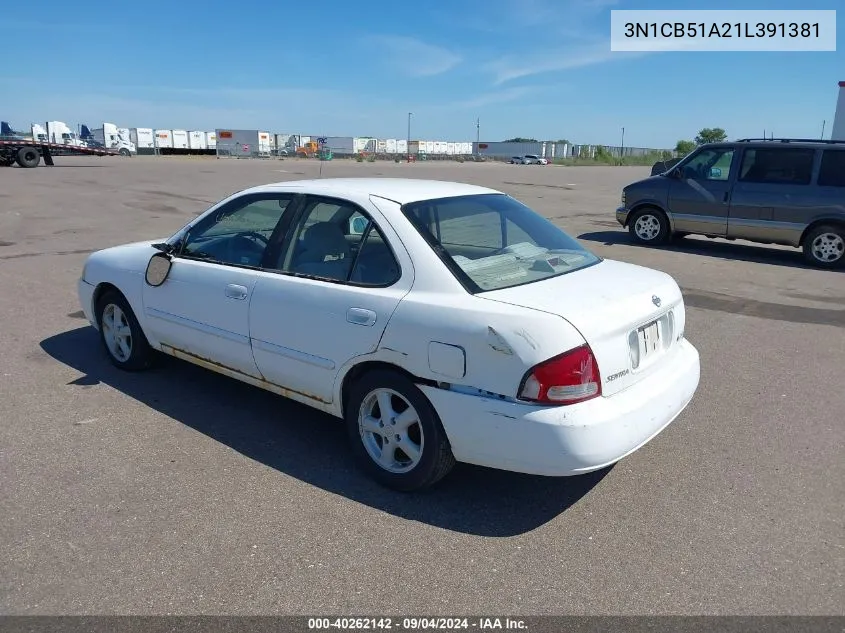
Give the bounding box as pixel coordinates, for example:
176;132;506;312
738;148;815;185
818;150;845;187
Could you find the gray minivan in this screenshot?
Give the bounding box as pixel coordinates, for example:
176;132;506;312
615;138;845;269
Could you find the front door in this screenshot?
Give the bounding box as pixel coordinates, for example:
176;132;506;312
668;146;737;236
248;195;413;404
143;192;297;378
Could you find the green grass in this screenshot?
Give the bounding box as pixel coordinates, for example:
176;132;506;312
552;151;675;167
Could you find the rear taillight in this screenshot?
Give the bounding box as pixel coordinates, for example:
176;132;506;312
518;345;602;405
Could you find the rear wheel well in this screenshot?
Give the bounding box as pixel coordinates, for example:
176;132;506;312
800;219;845;246
341;360;436;416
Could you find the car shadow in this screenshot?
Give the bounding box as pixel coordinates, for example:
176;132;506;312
40;326;611;537
578;230;843;272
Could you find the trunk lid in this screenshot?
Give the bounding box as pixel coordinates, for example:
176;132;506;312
480;259;687;397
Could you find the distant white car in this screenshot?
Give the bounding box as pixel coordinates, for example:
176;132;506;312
77;178;700;491
522;154;548;165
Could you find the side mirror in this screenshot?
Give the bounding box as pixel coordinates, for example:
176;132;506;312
670;167;683;179
145;252;172;287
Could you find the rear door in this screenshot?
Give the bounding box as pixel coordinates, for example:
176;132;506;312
667;146;737;236
727;146;818;245
247;194;414;405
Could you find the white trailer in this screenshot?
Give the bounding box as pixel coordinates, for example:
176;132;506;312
154;130;173;148
258;131;272;155
396;139;408;154
130;128;155;150
385;139;397;154
206;132;217;149
188;131;207;150
355;137;377;153
172;130;189;149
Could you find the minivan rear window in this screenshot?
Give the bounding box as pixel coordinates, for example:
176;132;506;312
818;150;845;187
739;148;815;185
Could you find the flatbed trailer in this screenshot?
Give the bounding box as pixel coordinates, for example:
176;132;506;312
0;139;119;168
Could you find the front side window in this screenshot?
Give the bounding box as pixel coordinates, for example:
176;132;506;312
402;193;600;293
738;148;815;185
277;197;400;286
180;195;293;267
680;148;734;182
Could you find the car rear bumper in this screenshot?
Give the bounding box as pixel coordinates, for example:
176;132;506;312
77;278;98;329
616;206;629;226
420;338;700;477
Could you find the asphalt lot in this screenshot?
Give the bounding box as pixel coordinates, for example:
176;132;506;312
1;155;842;615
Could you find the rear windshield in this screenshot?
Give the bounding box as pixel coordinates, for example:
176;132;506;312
402;193;601;293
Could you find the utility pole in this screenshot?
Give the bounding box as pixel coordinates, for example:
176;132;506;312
821;120;826;139
407;112;412;163
476;117;480;155
620;127;625;163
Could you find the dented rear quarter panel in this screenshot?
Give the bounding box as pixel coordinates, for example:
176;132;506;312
375;291;585;399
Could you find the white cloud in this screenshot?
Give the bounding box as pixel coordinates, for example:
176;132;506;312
448;86;544;110
365;35;462;77
485;47;649;85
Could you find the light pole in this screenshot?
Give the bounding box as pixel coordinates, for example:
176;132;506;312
476;117;480;155
407;112;412;163
620;126;625;159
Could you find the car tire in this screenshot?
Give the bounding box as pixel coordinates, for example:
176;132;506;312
803;224;845;269
629;208;671;245
95;290;156;371
119;148;131;157
345;369;455;492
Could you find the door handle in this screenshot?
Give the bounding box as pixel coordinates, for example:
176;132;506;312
224;284;248;300
347;307;377;326
723;191;730;203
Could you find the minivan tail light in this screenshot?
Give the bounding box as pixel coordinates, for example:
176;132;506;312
518;345;602;405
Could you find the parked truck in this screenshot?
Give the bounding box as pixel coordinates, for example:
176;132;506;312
83;123;136;156
1;121;26;139
1;131;117;168
42;121;86;147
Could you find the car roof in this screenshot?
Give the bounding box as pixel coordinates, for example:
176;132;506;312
246;178;502;205
701;140;845;151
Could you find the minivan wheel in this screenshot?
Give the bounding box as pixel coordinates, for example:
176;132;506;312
803;225;845;269
629;208;670;245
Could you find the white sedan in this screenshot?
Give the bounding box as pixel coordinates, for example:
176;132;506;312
77;178;700;491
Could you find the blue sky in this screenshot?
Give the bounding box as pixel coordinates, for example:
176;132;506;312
2;0;842;149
